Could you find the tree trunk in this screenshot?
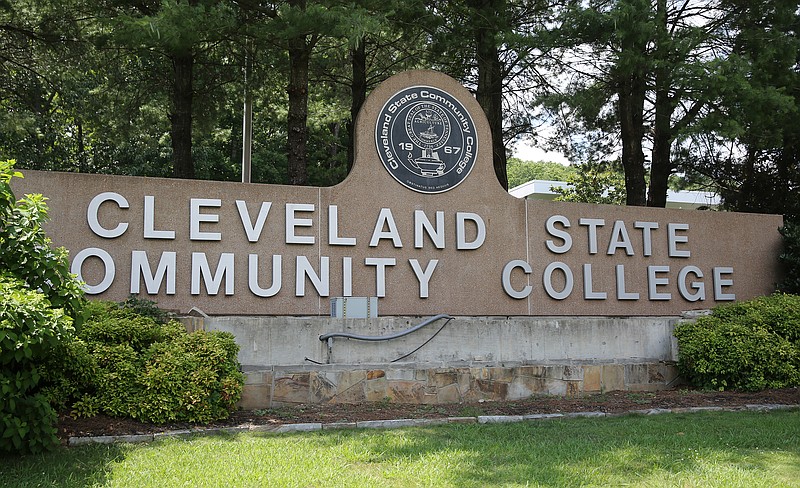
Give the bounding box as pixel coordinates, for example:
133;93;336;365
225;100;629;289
77;120;86;172
618;74;647;206
471;0;509;190
170;50;195;179
347;38;367;172
738;145;758;212
287;7;311;186
615;0;649;206
648;76;672;207
647;0;671;208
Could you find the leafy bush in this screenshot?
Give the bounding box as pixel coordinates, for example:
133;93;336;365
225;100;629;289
0;160;86;326
80;308;185;350
674;293;800;391
778;220;800;294
137;331;243;423
0;277;74;453
38;338;98;411
52;300;244;423
119;294;175;324
1;160;86;454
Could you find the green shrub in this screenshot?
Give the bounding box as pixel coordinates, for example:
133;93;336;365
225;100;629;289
119;295;175;324
80;308;184;350
1;160;86;454
0;160;86;327
136;332;244;423
91;343;143;418
38;338;98;411
779;221;800;294
674;293;800;391
60;302;244;424
0;277;73;453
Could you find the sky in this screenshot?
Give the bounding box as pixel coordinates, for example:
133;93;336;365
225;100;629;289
512;140;570;165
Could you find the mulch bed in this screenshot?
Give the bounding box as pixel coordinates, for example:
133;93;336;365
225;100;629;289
57;387;800;442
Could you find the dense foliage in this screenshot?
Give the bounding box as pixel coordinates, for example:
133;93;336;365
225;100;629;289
0;160;85;453
0;277;73;453
506;158;576;189
674;294;800;391
779;221;800;294
552;162;627;205
1;1;798;212
43;300;244;424
2;160;242;451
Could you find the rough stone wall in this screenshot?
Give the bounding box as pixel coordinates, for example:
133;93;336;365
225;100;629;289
238;362;680;409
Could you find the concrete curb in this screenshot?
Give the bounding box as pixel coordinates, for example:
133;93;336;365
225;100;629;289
67;403;800;446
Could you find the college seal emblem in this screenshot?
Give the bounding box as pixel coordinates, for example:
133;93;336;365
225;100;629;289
376;86;477;193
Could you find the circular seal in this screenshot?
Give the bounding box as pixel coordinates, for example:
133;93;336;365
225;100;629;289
376;86;477;193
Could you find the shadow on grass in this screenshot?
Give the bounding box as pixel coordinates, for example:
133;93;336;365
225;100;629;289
2;410;798;487
1;443;131;488
312;410;800;486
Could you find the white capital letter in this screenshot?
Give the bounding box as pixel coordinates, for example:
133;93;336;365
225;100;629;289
668;223;690;257
365;257;396;297
543;262;574;300
286;203;315;245
190;198;221;241
329;205;356;246
237;201;272;242
71;247;116;294
248;254;282;297
502;260;532;299
409;259;438;298
295;256;329;297
130;250;176;294
579;218;605;254
545;215;572;254
370;209;402;247
191;253;234;295
87;192;128;238
713;267;735;300
456;212;486;250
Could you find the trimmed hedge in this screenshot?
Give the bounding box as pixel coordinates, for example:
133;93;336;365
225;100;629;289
44;300;244;424
674;293;800;391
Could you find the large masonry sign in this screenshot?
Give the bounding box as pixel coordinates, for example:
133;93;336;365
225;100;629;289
14;71;782;316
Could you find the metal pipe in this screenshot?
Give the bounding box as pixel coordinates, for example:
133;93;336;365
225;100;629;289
319;314;453;342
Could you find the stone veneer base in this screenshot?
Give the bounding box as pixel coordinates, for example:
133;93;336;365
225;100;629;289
238;361;681;409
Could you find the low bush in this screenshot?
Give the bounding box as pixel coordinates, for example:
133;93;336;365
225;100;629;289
674;293;800;391
80;307;185;350
47;300;244;424
137;331;243;423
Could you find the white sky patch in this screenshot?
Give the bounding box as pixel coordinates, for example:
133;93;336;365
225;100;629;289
512;140;570;165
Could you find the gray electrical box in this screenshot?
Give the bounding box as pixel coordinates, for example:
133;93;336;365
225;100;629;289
330;297;378;318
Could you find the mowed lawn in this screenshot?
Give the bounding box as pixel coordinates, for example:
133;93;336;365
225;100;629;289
2;410;799;487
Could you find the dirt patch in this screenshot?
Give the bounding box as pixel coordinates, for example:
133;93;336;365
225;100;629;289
58;387;800;442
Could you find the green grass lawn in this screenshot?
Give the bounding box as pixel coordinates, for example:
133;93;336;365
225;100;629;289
2;410;799;487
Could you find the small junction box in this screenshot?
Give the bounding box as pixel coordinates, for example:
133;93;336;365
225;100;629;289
330;297;378;318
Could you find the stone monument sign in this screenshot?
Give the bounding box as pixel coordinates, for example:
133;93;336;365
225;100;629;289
14;70;783;316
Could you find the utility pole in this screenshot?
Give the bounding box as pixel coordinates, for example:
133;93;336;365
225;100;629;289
242;43;253;183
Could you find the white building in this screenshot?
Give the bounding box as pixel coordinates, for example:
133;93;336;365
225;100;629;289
508;179;721;210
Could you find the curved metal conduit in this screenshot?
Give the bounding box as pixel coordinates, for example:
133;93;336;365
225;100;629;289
316;313;454;364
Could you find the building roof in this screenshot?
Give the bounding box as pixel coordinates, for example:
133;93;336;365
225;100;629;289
508;179;721;210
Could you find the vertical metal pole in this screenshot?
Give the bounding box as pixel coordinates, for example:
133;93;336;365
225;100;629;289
241;46;253;184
